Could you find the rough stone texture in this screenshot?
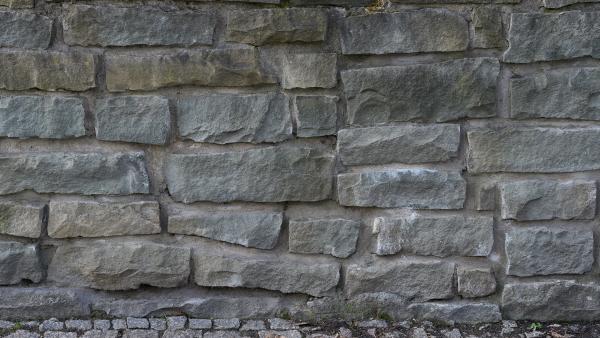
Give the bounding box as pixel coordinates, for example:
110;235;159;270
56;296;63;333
0;200;44;238
281;53;337;89
373;215;494;257
0;96;85;139
457;266;496;298
166;146;334;203
48;198;161;238
48;241;191;290
0;152;149;195
505;227;594;276
510;67;600;120
293;95;337;137
337;169;466;209
168;209;282;249
225;8;327;45
544;0;600;7
0;11;51;49
193;251;340;296
105;48;274;91
409;303;502;324
189;319;212;330
499;180;596;221
127;318;149;329
337;124;460;165
63;4;215;47
0;242;42;285
0;0;32;8
177;93;292;144
290;0;370;5
345;260;455;300
213;319;240;329
342;58;499;125
0;51;95;91
472;7;505;49
0;288;90;320
341;10;468;55
476;184;496;211
504;11;600;63
288;218;360;258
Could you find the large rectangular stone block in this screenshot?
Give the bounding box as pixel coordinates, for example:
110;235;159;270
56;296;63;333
0;51;95;91
281;53;337;89
341;10;468;55
0;241;42;285
337;169;465;209
0;288;90;320
0;200;44;238
409;303;501;324
48;241;191;290
293;95;337;137
63;4;215;47
467;127;600;173
341;58;499;125
166;146;334;203
288;218;360;258
106;48;274;92
337;124;460;165
544;0;600;7
177;93;292;144
0;0;33;8
0;152;149;195
0;10;51;48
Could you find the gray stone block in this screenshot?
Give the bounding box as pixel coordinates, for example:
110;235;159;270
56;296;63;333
0;10;51;48
472;7;505;49
409;302;501;324
0;241;43;285
0;288;90;320
288;218;360;258
0;200;44;238
281;53;337;89
457;266;496;298
544;0;600;7
293;95;337;138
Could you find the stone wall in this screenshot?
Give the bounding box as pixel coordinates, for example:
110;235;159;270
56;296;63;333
0;0;599;325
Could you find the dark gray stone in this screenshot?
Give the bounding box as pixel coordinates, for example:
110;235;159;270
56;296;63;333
544;0;600;7
476;183;496;211
0;288;90;320
282;53;337;89
0;241;42;285
472;7;505;49
288;218;360;258
293;95;337;138
457;266;496;298
289;0;370;6
409;302;501;324
0;0;32;8
0;200;44;238
0;10;51;48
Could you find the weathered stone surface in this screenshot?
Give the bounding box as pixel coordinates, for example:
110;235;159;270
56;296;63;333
337;169;465;209
177;93;292;144
48;241;191;290
544;0;600;7
0;288;90;320
193;251;340;296
293;95;337;138
373;215;493;257
0;152;149;195
168;209;282;249
505;227;593;277
510;67;600;120
0;96;86;139
342;58;499;125
499;180;596;221
63;4;215;47
472;7;505;49
337;124;460;165
457;266;496;298
502;281;600;321
0;0;32;8
0;242;42;284
225;8;327;45
281;53;337;89
476;183;496;211
467;127;600;173
409;303;501;324
48;198;161;238
504;11;600;63
95;96;170;145
0;51;95;91
106;49;274;92
0;200;44;238
288;218;360;258
166;146;334;203
345;260;455;300
0;11;51;48
341;10;468;55
289;0;370;6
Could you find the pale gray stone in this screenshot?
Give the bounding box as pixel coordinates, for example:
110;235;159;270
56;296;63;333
39;319;64;331
240;320;265;331
189;319;212;330
126;318;149;329
63;4;215;47
48;241;191;290
504;11;600;63
106;48;274;92
44;332;76;338
162;330;203;338
457;266;496;298
467;127;600;173
293;95;337;137
166;146;334;203
357;320;387;328
288;218;360;258
149;318;166;331
337;169;466;209
337;124;460;165
373;215;493;257
82;330;118;338
0;96;85;139
225;8;327;45
177;93;292;144
476;183;496;211
122;330;158;338
213;318;240;329
93;320;111;331
48;197;160;238
472;7;505;49
342;58;499;125
544;0;600;7
0;11;51;48
282;53;337;89
0;320;14;329
345;260;455;300
168;209;282;249
510;67;600;120
259;331;301;338
193;251;340;296
0;152;149;195
0;288;90;320
4;330;40;338
500;180;596;221
64;320;92;331
506;227;593;276
341;9;468;55
409;303;501;324
0;51;95;91
0;241;42;284
112;320;126;330
204;332;245;338
167;317;187;330
0;200;44;238
95;96;170;145
290;0;370;5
